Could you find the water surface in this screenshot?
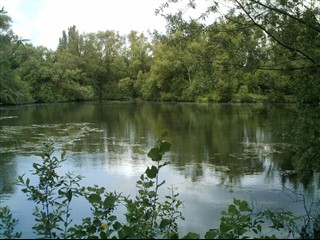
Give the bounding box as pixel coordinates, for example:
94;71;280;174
0;102;319;238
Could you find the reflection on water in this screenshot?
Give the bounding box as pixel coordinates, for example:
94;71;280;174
0;153;17;196
0;102;319;237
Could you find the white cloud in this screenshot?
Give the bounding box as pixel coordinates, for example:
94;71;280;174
2;0;167;50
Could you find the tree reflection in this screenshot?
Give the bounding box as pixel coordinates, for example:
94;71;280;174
0;102;319;194
291;105;320;190
0;153;17;195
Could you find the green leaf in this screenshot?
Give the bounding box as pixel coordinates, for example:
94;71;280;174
166;232;179;239
103;195;117;209
143;181;154;188
205;229;219;239
113;221;122;230
66;189;73;202
160;141;171;153
234;198;241;205
87;225;97;234
122;226;134;238
17;175;24;184
32;163;40;170
160;219;171;229
239;215;250;223
257;224;262;232
220;222;231;233
148;191;157;198
61;150;66;160
108;215;117;222
239;200;250;211
147;147;162;161
26;178;30;186
146;165;158;179
182;232;200;239
88;194;101;204
100;231;107;239
93;219;101;226
228;204;239;215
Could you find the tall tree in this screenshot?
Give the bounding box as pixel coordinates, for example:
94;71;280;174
0;7;32;105
58;25;84;56
80;30;126;100
127;31;153;78
119;31;153;98
158;0;320;102
149;19;210;101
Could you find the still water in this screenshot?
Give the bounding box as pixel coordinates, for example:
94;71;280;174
0;101;319;238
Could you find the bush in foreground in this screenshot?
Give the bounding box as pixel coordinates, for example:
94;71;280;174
1;134;320;239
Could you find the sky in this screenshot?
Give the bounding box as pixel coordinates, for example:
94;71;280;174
1;0;170;50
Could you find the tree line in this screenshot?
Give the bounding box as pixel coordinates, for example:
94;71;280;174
1;0;319;105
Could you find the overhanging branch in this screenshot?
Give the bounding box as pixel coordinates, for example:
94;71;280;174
234;0;318;66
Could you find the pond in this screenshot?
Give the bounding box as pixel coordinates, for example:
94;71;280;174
0;101;319;238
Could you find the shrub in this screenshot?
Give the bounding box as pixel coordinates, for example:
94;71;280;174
1;135;319;239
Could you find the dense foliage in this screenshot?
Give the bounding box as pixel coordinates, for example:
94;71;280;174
1;0;320;105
